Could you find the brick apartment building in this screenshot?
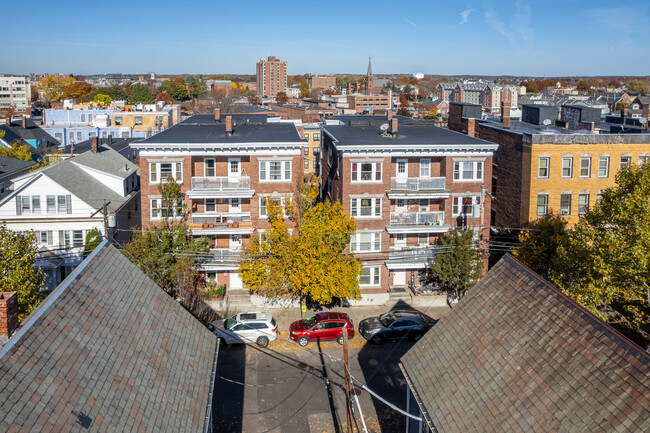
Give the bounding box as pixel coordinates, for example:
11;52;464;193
448;101;650;229
320;114;497;302
256;56;287;97
307;75;336;90
132;110;305;290
346;93;392;113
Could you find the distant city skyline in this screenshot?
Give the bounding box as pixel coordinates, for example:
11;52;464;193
5;0;650;76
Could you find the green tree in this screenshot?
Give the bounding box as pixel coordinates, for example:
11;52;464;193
101;85;128;101
429;228;483;297
128;83;154;104
626;80;648;95
186;78;206;99
84;229;102;257
513;213;569;280
166;77;189;101
524;81;540;93
0;225;44;321
93;93;112;107
299;81;309;98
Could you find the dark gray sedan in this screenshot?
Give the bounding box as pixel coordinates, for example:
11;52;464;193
358;310;436;344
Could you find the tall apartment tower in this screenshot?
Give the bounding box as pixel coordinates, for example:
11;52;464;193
256;56;287;97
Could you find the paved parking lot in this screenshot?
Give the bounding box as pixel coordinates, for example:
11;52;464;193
212;302;449;433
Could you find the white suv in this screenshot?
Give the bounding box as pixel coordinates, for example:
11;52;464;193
212;312;278;348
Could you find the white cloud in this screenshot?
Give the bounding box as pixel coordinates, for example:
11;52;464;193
459;8;475;25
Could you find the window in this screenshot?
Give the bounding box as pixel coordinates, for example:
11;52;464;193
32;196;41;214
596;192;603;204
420;159;431;177
350;232;381;253
80;114;85;122
562;158;573;178
150;162;182;183
205;198;216;213
115;116;122;125
204;159;215;177
351;162;382;182
418;233;428;246
350;197;381;217
397;160;407;176
620;156;631;170
452;196;480;216
538;157;549;178
598;156;609;178
304;160;309;169
312;147;319;156
46;196;56;213
304;147;309;156
39;231;47;244
580;157;591;178
314;132;320;140
639;156;650;165
260;160;291;181
560;194;571;216
57;195;68;213
453;161;483;181
21;196;30;214
135;116;143;125
537;194;548;216
260;196;291;218
229;158;240;176
419;199;430;212
359;265;380;286
150;198;182;219
578;194;589;215
72;230;83;247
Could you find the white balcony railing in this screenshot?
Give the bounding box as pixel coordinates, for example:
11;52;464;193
390;177;446;191
389;211;445;226
191;212;251;225
388;247;435;262
191;176;251;191
206;248;242;262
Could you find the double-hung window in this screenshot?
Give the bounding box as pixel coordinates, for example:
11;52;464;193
598;156;609;178
32;196;41;214
562;157;573;178
150;162;182;183
204;159;215;177
260;160;291;182
359;265;380;286
453;160;483;181
57;195;68;213
21;196;30;214
580;157;591;178
151;198;181;219
578;194;590;215
350;198;381;217
639;156;650;165
452;196;480;216
537;194;548;216
205;198;216;213
620;156;631;170
350;232;381;253
538;157;549;178
351;162;382;182
560;194;571;216
46;196;56;213
259;196;291;218
420;159;431;177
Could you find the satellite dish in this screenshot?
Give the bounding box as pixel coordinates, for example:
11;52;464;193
380;123;390;131
542;119;552;126
640;117;648;125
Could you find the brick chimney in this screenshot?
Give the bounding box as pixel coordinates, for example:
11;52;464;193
501;101;511;128
621;107;628;118
90;136;99;153
21;115;27;129
225;115;233;135
390;117;398;135
467;118;476;137
0;292;19;340
387;111;393;121
214;108;221;122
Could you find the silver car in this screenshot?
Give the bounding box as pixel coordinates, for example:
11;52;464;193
212;312;278;348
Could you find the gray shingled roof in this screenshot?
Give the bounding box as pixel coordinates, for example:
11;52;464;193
0;242;218;432
70;145;137;179
0;117;59;145
0;155;35;179
401;254;650;433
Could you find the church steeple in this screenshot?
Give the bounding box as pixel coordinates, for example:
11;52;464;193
367;56;373;77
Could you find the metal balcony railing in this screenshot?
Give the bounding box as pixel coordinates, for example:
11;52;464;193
389;211;445;226
206;248;242;262
388;247;435;261
191;212;251;225
390;177;446;191
191;176;251;191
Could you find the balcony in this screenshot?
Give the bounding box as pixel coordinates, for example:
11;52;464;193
187;176;254;199
385;246;435;269
188;212;254;235
386;211;450;234
197;248;242;271
387;177;449;199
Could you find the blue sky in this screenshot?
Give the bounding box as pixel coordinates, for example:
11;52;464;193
6;0;650;76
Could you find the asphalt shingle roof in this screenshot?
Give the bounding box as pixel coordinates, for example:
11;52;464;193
0;118;58;145
0;242;218;432
0;155;35;178
401;254;650;433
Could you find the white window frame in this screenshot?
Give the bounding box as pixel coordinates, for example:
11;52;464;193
580;157;591;178
351;162;382;182
350;232;381;253
359;265;381;286
149;161;183;184
453;160;483;182
452;196;480;216
620;156;631;170
204;158;215;177
417;232;428;246
562;157;573;178
560;194;571;216
598;156;609;178
150;198;182;220
350;197;382;218
259;195;291;218
538;157;549;178
259;160;291;182
537;194;548;216
578;193;589;215
420;158;431;178
228;157;241;177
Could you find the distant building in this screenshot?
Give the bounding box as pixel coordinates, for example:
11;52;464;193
256;56;287;97
0;76;31;116
0;116;59;151
346;92;392;113
307;75;336;90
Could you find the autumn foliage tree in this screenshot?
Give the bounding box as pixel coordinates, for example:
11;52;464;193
65;81;95;102
40;74;75;101
0;224;44;321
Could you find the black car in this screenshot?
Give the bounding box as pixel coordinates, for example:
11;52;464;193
358;310;436;344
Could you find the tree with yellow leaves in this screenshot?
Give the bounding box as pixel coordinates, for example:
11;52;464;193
0;135;34;162
39;74;75;102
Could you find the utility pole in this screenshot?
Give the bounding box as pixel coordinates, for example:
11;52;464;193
343;326;353;433
103;200;109;242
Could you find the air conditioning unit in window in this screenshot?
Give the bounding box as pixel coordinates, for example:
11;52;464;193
561;209;570;216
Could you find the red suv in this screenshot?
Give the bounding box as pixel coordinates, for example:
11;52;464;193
289;312;354;347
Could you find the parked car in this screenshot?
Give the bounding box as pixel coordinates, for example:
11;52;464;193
289;312;354;347
213;312;278;348
358;310;436;344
